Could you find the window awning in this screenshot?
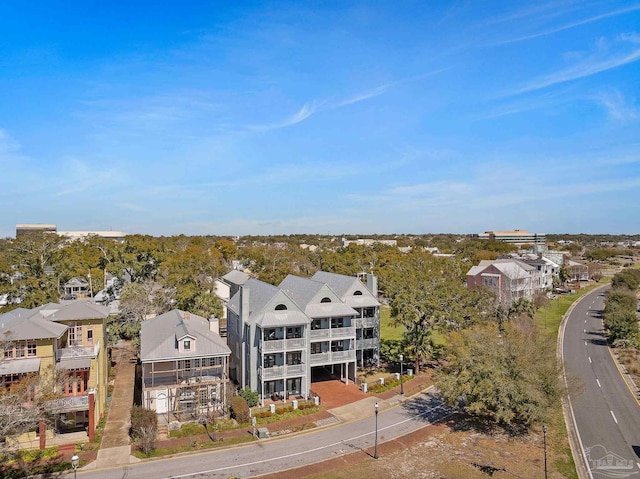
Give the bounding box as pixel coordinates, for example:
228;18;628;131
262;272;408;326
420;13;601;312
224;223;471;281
56;358;91;370
0;358;41;375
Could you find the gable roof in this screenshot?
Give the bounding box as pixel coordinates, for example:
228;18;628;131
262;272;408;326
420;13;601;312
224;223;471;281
227;277;280;318
140;309;230;362
0;311;68;341
0;301;108;341
279;274;358;318
311;271;380;308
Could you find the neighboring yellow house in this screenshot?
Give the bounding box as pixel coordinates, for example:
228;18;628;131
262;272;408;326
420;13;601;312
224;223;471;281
0;301;110;448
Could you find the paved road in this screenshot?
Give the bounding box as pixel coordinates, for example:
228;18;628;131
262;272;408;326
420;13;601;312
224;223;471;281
70;392;451;479
563;285;640;478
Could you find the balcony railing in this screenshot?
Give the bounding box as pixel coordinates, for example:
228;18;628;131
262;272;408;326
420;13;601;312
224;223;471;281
262;339;284;351
309;350;356;364
285;364;305;376
57;342;99;360
309;326;355;340
45;394;89;412
331;326;355;338
356;338;379;350
143;369;224;388
309;329;330;339
261;338;307;351
355;317;377;329
286;338;306;348
260;365;284;379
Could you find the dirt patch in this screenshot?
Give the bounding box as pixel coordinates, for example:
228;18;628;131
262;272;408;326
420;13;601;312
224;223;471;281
259;415;569;479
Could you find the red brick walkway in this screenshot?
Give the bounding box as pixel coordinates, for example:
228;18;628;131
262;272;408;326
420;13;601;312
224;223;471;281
311;379;368;410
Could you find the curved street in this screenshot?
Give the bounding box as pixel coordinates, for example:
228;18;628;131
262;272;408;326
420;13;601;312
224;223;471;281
563;285;640;478
69;392;450;479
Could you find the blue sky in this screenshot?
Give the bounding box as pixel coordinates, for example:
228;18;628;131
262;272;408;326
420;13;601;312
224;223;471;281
1;1;639;237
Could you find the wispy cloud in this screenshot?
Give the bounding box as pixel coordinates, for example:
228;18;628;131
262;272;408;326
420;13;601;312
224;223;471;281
594;90;639;122
249;69;448;132
337;84;390;107
508;39;640;96
487;5;640;46
54;158;124;197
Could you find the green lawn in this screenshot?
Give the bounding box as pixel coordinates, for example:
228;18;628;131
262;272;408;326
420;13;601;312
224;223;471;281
380;305;405;341
535;279;610;339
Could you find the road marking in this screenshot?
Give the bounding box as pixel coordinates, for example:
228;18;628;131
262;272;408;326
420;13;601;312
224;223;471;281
585;319;587;323
584;329;586;333
588;357;592;363
166;399;452;478
597;379;601;388
585;341;588;346
611;410;618;424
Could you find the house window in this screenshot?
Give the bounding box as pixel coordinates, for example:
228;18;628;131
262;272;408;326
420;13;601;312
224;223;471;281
331;340;344;352
183;360;191;371
4;348;13;359
331;317;344;329
286;327;301;339
310;343;323;354
264;329;277;340
15;343;26;358
263;354;277;368
27;342;36;357
183;340;191;351
86;329;94;347
363;328;375;339
275;304;287;310
320;297;331;303
354;290;363;296
286;351;302;365
311;319;322;330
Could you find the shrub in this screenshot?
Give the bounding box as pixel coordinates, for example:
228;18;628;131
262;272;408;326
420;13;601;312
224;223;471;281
130;407;158;454
238;386;259;407
230;396;250;424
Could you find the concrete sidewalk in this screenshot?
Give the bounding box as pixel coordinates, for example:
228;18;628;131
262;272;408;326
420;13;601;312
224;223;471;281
89;342;140;469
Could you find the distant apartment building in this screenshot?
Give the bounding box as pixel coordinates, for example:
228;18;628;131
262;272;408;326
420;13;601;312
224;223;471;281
0;301;110;447
225;271;380;403
467;259;543;304
15;224;127;241
340;237;397;248
15;224;57;237
478;230;546;247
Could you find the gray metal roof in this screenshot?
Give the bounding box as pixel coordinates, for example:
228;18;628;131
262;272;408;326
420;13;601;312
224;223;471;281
279;275;324;308
0;358;41;375
140;310;230;362
56;358;91;370
222;269;251;286
256;310;310;327
0;311;68;341
311;271;380;308
305;302;358;318
228;277;280;317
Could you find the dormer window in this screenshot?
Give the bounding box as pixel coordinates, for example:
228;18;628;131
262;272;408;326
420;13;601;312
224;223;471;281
275;304;287;311
354;290;363;296
183;340;191;351
320;297;331;303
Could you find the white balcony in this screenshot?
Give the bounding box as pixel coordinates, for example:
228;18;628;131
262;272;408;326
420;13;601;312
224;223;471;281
57;342;99;360
309;350;356;364
285;364;306;376
260;365;284;379
262;339;284;351
331;326;355;339
309;329;330;339
286;338;306;349
356;338;379;349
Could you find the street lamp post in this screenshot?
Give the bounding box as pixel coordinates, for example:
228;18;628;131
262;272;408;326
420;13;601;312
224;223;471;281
399;354;404;396
71;453;79;479
374;402;379;459
542;425;548;479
